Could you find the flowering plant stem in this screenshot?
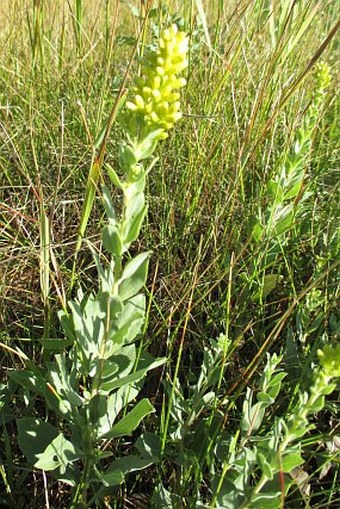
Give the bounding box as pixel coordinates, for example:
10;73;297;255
11;24;189;507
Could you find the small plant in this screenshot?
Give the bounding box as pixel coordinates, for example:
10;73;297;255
8;24;188;507
246;62;331;302
152;344;340;508
205;344;340;509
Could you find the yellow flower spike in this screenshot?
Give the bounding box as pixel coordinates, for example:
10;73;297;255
150;112;159;123
152;76;161;89
135;95;145;109
125;101;137;111
125;24;188;138
151;89;161;101
156;66;166;76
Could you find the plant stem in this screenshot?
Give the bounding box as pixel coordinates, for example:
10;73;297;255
70;430;95;509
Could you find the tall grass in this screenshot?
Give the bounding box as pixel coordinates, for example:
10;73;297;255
0;0;339;507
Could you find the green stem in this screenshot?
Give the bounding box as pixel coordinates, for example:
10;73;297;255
113;254;123;295
240;474;269;509
160;336;184;455
210;462;232;508
70;428;95;509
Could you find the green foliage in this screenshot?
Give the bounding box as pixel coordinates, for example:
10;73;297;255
156;349;339;508
247;62;332;302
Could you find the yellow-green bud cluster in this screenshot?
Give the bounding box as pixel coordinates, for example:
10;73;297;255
317;344;340;379
126;24;188;138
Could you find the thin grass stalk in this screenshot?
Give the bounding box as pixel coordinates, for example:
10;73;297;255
1;422;14;495
94;1;119;140
194;0;211;49
0;463;13;504
104;0;110;57
33;0;44;71
75;0;83;52
39;194;51;341
58;5;66;73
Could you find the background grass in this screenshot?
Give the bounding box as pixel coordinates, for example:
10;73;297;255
0;0;339;507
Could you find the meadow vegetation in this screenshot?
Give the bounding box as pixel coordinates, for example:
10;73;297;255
0;1;339;507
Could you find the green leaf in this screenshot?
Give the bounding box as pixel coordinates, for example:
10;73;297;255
152;483;177;508
96;468;125;487
17;418;80;486
106;294;124;324
106;294;145;352
257;392;274;405
262;274;282;299
17;418;59;464
119;252;151;301
258;452;274;480
58;309;76;343
106;163;123;189
97;383;140;437
135;131;162;160
102;185;116;222
212;474;244;508
119;142;138;172
105;455;154;477
280;451;304;473
35;433;80;474
267;180;283;201
249;215;263;243
254;274;283;301
272;204;294;236
48;354;84;408
125;171;146;196
9;369;46;398
39;337;74;350
102;222;123;258
123;194;147;246
68;295;105;372
267;372;286;399
99;344;136;391
100;355;165;393
89;394;108;425
284;179;303;201
249;492;282;509
135;432;161;460
102;398;155;438
241;392;266;434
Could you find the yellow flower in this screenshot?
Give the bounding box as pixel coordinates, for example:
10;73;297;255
126;24;188;139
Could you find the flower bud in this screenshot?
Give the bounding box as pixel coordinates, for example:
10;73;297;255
125;24;188;139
